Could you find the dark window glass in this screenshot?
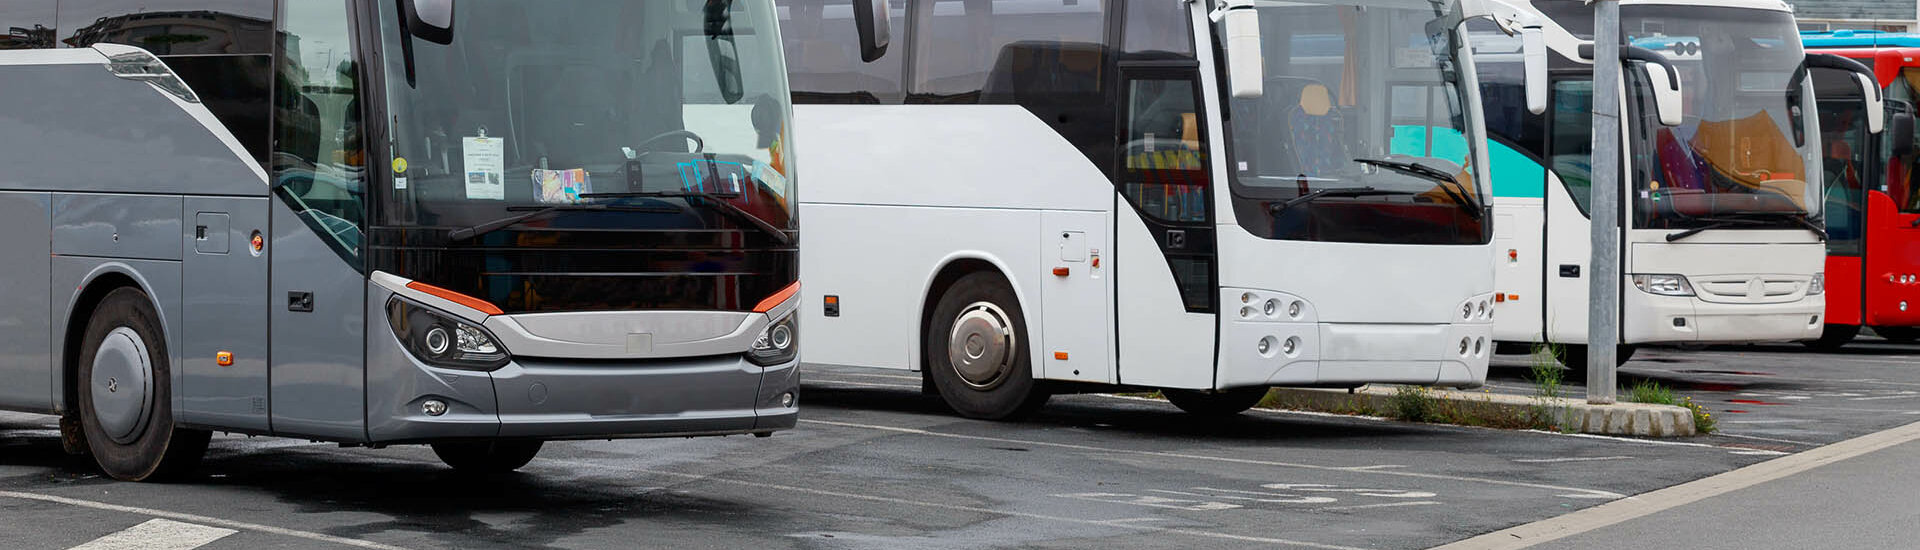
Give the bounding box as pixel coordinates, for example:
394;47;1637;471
1550;79;1594;216
1889;69;1920;214
1121;77;1212;312
908;0;1108;102
1121;0;1191;57
58;0;272;54
779;0;908;104
0;2;57;49
274;0;365;261
1469;21;1546;161
1536;0;1593;39
1813;68;1868;256
165;54;271;164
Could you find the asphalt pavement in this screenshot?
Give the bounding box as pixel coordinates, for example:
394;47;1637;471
0;338;1916;549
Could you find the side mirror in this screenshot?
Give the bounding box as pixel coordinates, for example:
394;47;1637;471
853;0;891;63
1637;62;1684;127
1219;0;1263;99
1892;113;1915;156
1805;53;1885;134
1521;27;1548;115
1856;72;1887;134
403;0;454;45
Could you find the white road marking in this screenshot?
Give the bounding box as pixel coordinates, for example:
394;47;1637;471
1150;488;1335;505
1337;465;1408;471
0;491;407;550
1723;419;1812;425
801;419;1625;499
1511;456;1633;464
1318;500;1441;512
1519;431;1719;449
69;519;235;550
1713;433;1820;446
811;371;922;381
1849;393;1920;401
1433;419;1920;550
806;379;919;389
1059;492;1244;511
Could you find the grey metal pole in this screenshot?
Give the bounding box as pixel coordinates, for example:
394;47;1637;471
1587;0;1621;405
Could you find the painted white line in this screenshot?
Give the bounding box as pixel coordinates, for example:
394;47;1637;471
808;371;922;381
1095;394;1394;422
1318;500;1441;512
1511;456;1632;464
0;491;408;550
1713;433;1820;447
801;418;1625;499
1433;419;1920;550
1849;393;1920;401
69;519;235;550
1722;420;1812;425
1519;431;1720;449
805;379;919;389
1339;465;1408;471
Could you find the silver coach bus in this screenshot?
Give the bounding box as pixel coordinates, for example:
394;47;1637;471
0;0;822;480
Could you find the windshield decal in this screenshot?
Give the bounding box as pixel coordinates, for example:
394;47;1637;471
462;136;506;200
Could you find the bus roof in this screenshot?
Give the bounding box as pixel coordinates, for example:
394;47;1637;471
1801;30;1920;49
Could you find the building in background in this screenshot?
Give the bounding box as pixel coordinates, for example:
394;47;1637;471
1792;1;1919;32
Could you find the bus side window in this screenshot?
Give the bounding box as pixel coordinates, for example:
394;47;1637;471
56;0;274;55
273;0;365;259
779;0;908;105
0;2;57;49
908;0;1109;101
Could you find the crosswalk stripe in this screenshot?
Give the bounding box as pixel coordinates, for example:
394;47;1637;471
69;519;236;550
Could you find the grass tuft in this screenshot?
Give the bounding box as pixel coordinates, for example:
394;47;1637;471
1623;380;1678;406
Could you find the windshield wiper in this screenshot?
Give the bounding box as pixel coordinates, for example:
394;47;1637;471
446;203;682;242
1723;212;1828;241
1663;217;1772;242
1352;158;1484;220
582;191;794;245
1270;186;1415;214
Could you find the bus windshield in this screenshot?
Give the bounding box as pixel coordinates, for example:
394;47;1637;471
1220;0;1488;245
373;0;795;313
1625;6;1821;230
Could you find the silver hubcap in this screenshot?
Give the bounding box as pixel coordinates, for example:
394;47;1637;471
948;302;1015;390
91;327;153;444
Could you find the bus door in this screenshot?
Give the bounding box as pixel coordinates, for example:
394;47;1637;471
1542;78;1597;342
1112;65;1219;389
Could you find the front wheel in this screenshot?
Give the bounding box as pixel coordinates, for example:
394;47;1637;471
432;440;543;473
1805;324;1860;351
77;288;210;481
1164;388;1269;417
1870;326;1920;344
925;272;1050;420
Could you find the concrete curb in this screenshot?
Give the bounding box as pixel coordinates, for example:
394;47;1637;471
1268;386;1697;437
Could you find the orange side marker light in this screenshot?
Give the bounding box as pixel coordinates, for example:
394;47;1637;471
1054;351;1069;360
216;351;234;366
1053;267;1071;277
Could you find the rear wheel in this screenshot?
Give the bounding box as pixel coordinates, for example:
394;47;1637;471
1550;343;1637;371
1805;324;1860;350
925;272;1049;420
1871;326;1920;344
1164;387;1269;417
432;440;543;473
77;288;210;481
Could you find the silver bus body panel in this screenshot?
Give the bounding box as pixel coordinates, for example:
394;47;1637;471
365;284;503;443
487;311;763;360
178;196;271;432
267;197;367;441
50;258;184;414
0;192;53;413
52;194;184;261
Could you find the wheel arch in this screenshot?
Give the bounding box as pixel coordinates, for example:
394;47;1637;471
57;264;169;415
915;252;1035;374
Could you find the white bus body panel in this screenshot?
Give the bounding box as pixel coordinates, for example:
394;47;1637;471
1112;204;1211;390
1491;196;1546;342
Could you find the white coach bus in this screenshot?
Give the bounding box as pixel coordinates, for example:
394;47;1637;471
780;0;1548;418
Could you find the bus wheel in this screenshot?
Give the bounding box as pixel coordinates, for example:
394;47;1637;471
1804;324;1859;351
1164;387;1269;417
1870;326;1920;344
1550;344;1636;371
76;288;210;481
432;440;543;473
926;272;1049;420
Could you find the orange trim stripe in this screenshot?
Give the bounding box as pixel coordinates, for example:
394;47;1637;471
753;282;801;313
406;281;505;316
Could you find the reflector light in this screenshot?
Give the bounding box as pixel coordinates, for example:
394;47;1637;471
215;351;233;366
1053;267;1071;277
406;281;506;316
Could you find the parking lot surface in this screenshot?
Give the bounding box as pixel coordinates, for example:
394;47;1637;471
2;338;1917;550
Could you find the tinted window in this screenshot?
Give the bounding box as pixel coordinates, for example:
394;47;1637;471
0;2;57;49
275;0;366;261
1550;80;1594;216
780;0;908;104
167;55;271;164
1811;68;1867;256
58;0;272;54
1122;0;1191;56
909;0;1108;101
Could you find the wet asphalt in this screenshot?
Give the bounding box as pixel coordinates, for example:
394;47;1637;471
1;337;1917;550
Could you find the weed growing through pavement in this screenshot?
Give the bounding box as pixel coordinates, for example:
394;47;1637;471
1389;386;1442;423
1529;344;1565;400
1624;380;1678;406
1681;396;1717;433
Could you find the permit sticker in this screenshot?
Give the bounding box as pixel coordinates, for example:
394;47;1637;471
462;137;506;200
392;157;409;173
395;176;409;190
534;168;593;204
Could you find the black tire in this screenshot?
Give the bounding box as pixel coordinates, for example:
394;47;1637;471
925;272;1049;420
432;440;543;473
1549;343;1636;371
1805;324;1860;350
1164;387;1269;417
76;287;210;482
1870;326;1920;343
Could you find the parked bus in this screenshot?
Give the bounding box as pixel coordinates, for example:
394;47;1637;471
1472;0;1882;368
0;0;806;480
779;0;1548;419
1798;30;1920;347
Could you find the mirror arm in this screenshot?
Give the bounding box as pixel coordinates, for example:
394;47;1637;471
1805;53;1882;101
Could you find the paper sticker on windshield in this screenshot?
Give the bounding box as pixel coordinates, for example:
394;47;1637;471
534;169;593;204
391;157;409;174
462;137;505;200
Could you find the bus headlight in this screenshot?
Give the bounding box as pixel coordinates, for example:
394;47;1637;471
1808;273;1825;295
1632;274;1695;297
747;313;798;366
386;298;510;371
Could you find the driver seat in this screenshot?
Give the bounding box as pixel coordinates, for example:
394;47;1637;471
1287;83;1348;177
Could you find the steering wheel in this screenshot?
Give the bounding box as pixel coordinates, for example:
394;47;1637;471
634;130;706;154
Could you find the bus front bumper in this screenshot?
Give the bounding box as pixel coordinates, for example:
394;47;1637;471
1622;291;1825;344
1217;291;1495;389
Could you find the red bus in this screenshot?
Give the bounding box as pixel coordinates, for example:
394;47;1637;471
1802;31;1920;348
